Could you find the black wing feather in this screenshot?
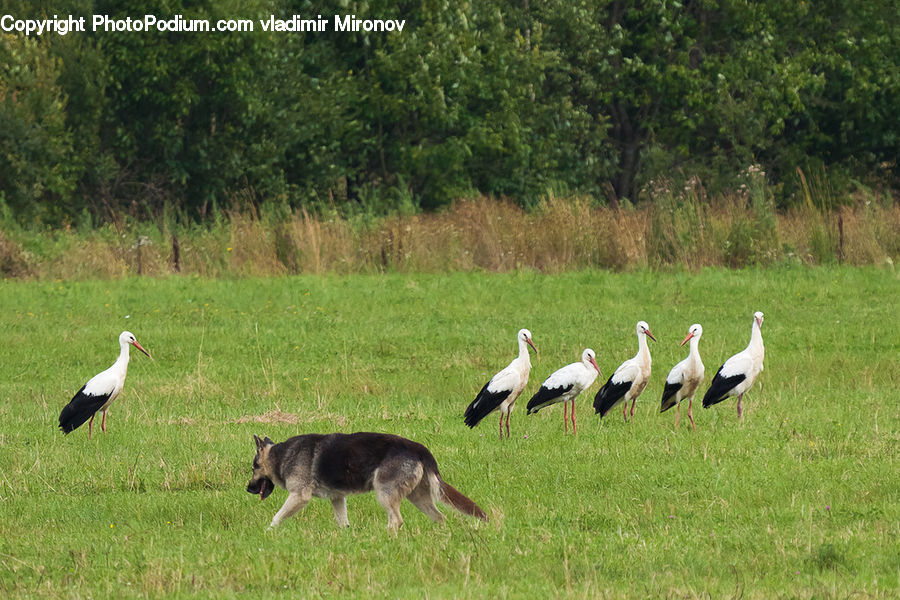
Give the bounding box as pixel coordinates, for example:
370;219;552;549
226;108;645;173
464;382;512;428
526;383;574;414
702;366;746;408
593;375;632;417
659;381;683;413
59;385;109;434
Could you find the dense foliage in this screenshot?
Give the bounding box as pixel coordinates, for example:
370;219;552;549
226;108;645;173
1;0;897;223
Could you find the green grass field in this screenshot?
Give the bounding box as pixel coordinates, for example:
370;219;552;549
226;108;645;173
1;268;898;598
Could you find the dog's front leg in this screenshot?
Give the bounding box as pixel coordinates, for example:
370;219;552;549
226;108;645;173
269;492;309;529
331;497;350;528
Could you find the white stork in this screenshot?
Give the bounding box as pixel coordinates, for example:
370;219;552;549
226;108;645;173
464;328;537;439
593;321;656;421
59;331;151;438
702;311;765;420
660;324;705;429
526;348;601;434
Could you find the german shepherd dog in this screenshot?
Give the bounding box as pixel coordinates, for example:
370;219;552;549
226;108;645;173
247;432;488;531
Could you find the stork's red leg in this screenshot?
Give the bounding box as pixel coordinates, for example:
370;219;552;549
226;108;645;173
101;411;107;434
88;414;94;440
571;403;577;435
564;403;568;434
505;412;511;438
675;402;680;428
623;401;628;422
499;412;504;440
688;398;695;430
630;398;636;418
737;394;744;420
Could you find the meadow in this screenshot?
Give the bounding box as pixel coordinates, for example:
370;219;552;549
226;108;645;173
0;267;897;598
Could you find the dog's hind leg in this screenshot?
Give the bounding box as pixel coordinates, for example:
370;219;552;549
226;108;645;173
374;459;423;532
270;491;310;529
331;496;350;528
408;474;445;524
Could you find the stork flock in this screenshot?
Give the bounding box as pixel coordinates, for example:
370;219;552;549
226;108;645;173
57;312;765;442
464;311;765;438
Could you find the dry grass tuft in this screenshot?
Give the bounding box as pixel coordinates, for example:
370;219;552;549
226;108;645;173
2;189;898;279
233;409;303;425
288;207;358;274
233;409;350;428
0;230;32;277
49;237;130;279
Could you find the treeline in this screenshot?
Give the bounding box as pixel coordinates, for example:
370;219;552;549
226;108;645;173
1;0;897;225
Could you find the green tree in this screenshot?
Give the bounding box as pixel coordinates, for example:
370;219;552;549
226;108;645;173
0;32;80;222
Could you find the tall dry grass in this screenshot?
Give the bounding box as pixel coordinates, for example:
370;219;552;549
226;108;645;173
0;191;897;280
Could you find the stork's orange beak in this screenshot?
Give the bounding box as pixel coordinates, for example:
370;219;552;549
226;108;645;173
527;338;538;356
589;356;601;375
645;330;657;343
132;340;151;358
681;332;694;346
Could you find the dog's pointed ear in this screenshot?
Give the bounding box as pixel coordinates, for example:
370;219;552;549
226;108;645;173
263;436;274;446
253;434;264;450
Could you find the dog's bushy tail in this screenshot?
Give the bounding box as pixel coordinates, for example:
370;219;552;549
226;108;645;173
439;479;488;521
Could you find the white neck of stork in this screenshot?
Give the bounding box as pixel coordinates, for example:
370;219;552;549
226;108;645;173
638;333;650;362
518;338;530;365
746;312;765;366
516;328;537;369
635;321;655;365
688;334;700;351
683;324;703;365
747;312;764;351
115;336;132;369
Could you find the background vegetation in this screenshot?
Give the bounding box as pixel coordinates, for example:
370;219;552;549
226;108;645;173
1;0;898;225
1;183;898;280
0;269;897;598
